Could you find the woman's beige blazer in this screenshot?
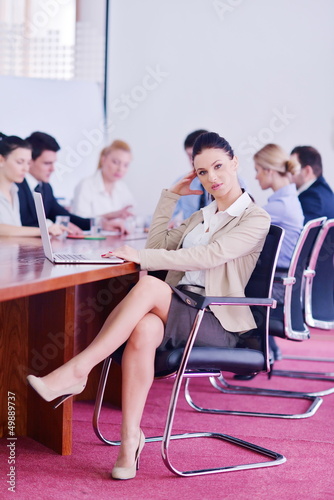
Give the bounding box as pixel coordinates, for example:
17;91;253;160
138;190;271;333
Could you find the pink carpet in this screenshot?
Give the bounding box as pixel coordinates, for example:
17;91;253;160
1;330;333;500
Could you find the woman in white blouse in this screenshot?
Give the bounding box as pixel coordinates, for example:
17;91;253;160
72;140;135;227
0;133;64;237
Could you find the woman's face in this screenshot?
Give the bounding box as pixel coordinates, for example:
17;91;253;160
193;148;238;199
255;163;272;190
101;149;131;184
0;147;31;184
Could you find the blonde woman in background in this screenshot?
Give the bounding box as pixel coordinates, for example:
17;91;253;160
254;143;304;270
72;140;135;230
252;143;304;363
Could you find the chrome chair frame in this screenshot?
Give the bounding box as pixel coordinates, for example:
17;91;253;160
93;225;287;476
304;219;334;330
272;219;334;382
209;218;332;401
274;217;326;342
269;218;334;389
191;374;322;419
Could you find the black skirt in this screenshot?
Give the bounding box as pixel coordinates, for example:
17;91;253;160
158;286;240;351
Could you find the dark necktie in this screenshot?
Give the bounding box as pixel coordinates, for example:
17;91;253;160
34;183;43;196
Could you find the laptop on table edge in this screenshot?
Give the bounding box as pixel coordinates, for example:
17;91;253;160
33;191;124;265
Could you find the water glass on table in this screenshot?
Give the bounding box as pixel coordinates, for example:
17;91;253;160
55;215;70;238
125;216;136;234
90;217;102;235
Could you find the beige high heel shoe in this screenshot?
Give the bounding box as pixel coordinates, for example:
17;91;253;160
111;429;145;480
27;375;87;409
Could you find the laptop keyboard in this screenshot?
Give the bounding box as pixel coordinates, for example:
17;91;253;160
54;253;89;262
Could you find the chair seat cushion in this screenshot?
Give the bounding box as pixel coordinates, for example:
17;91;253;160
111;345;266;378
154;346;265;377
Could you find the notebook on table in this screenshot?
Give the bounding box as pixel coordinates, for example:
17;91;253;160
33;192;124;265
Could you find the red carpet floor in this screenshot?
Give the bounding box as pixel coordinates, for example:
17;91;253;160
1;330;333;500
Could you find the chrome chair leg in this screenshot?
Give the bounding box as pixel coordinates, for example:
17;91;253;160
271;350;334;390
92;356;167;446
270;368;334;395
188;374;323;418
93;356;119;445
161;343;286;475
271;331;334;393
216;373;333;397
282;354;334;362
213;363;334;397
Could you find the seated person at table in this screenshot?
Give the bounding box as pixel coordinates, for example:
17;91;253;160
17;132;126;234
72;140;135;224
27;132;270;480
253;143;304;362
290;145;334;223
0;133;64;237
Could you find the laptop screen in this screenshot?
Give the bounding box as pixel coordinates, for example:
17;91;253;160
33;191;54;262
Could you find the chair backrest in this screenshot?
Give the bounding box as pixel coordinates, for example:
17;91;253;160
304;219;334;329
240;224;284;367
245;224;284;301
271;217;326;341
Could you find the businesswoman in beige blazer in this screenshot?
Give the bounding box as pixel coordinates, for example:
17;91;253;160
27;132;270;480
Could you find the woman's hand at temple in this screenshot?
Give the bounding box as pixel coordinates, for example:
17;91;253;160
169;170;203;197
102;245;140;263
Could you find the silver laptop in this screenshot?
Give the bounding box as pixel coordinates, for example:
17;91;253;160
33;191;124;265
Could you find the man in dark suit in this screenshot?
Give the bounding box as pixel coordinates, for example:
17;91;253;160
290;146;334;223
17;132;90;232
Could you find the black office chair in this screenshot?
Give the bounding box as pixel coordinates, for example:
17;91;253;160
213;217;332;397
212;218;330;399
268;218;334;393
270;217;326;342
279;218;334;380
188;220;325;418
93;225;287;476
304;219;334;331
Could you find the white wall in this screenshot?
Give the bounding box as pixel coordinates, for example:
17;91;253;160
0;76;105;204
107;0;334;216
1;0;333;216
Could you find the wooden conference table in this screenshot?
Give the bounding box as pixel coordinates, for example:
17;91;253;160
0;232;147;455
